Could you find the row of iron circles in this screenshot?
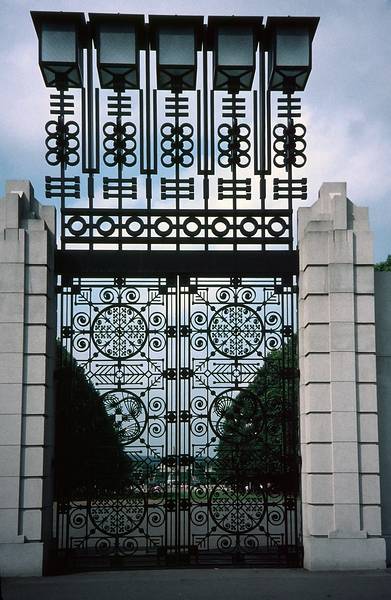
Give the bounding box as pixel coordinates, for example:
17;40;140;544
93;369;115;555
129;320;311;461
217;122;251;168
45;119;80;166
273;122;307;168
103;121;137;167
160;123;194;167
66;215;288;239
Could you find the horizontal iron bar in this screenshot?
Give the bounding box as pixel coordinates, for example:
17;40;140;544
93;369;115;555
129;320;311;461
62;208;292;216
61;236;292;244
55;250;298;277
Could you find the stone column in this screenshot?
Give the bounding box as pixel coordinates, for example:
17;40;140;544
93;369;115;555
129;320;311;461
375;271;391;565
0;181;56;576
298;182;386;570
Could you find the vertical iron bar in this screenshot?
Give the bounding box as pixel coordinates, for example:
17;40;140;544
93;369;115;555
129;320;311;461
175;92;181;251
85;41;95;252
95;88;100;172
187;283;191;560
117;91;123;251
202;30;210;251
259;46;267;251
176;275;181;559
163;278;169;560
231;95;237;252
145;35;152;251
286;93;294;252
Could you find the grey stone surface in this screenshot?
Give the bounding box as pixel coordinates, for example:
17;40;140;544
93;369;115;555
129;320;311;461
0;181;56;577
304;538;386;571
3;569;391;600
375;271;391;566
0;447;20;478
298;182;386;569
0;478;19;508
21;509;42;540
0;541;43;577
0;293;24;323
0;508;19;540
0;415;21;445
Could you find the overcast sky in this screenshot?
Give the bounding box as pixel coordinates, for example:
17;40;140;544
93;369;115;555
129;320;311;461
0;0;390;260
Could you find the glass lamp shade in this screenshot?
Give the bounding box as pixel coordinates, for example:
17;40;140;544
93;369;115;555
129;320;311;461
149;16;203;91
31;12;85;89
266;17;319;92
208;17;262;92
89;14;145;90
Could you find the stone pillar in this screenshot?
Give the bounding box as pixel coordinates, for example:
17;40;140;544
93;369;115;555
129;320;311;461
375;271;391;565
0;181;56;576
298;182;386;570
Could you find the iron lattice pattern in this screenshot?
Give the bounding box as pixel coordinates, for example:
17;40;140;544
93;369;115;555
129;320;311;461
45;71;307;252
56;277;300;569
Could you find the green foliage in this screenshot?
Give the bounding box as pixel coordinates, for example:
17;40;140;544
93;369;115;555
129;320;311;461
215;337;298;489
55;343;131;499
375;255;391;271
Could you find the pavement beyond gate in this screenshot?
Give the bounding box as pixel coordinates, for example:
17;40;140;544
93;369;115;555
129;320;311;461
2;569;391;600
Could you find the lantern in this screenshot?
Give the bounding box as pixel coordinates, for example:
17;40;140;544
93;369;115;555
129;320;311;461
266;17;319;92
31;11;86;89
208;17;262;92
149;16;203;91
89;13;145;90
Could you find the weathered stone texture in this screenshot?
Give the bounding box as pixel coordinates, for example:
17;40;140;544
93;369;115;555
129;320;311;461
0;181;56;576
298;183;386;569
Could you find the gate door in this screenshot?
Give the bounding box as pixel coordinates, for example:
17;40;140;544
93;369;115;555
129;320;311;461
31;8;319;573
56;274;300;570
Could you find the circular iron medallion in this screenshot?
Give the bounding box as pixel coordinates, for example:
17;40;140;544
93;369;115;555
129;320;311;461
209;304;264;357
210;480;266;534
92;305;147;359
89;491;146;536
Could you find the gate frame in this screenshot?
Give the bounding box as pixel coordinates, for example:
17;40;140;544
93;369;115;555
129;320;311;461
54;262;301;570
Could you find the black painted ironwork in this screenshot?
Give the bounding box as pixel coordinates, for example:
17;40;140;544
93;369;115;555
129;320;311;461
56;276;300;569
40;20;309;254
32;13;313;571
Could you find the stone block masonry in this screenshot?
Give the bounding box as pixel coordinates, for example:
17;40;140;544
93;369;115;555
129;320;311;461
375;271;391;566
298;182;386;569
0;181;56;576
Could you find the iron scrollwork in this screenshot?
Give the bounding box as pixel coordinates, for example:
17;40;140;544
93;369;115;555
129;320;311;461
46;12;305;571
57;276;300;568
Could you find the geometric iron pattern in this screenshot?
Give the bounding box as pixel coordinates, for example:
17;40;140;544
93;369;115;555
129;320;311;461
44;56;308;252
57;276;300;568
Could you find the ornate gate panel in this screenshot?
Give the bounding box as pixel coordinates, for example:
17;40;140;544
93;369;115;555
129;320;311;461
29;10;319;572
56;275;299;569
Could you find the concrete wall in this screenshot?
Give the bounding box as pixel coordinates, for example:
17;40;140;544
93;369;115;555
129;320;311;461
0;181;56;576
298;182;386;570
375;271;391;566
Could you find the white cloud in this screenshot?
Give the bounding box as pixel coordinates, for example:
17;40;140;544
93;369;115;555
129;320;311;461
304;105;391;206
0;0;390;257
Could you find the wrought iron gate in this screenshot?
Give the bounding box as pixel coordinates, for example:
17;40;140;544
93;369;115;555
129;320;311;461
56;275;300;569
29;10;319;571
